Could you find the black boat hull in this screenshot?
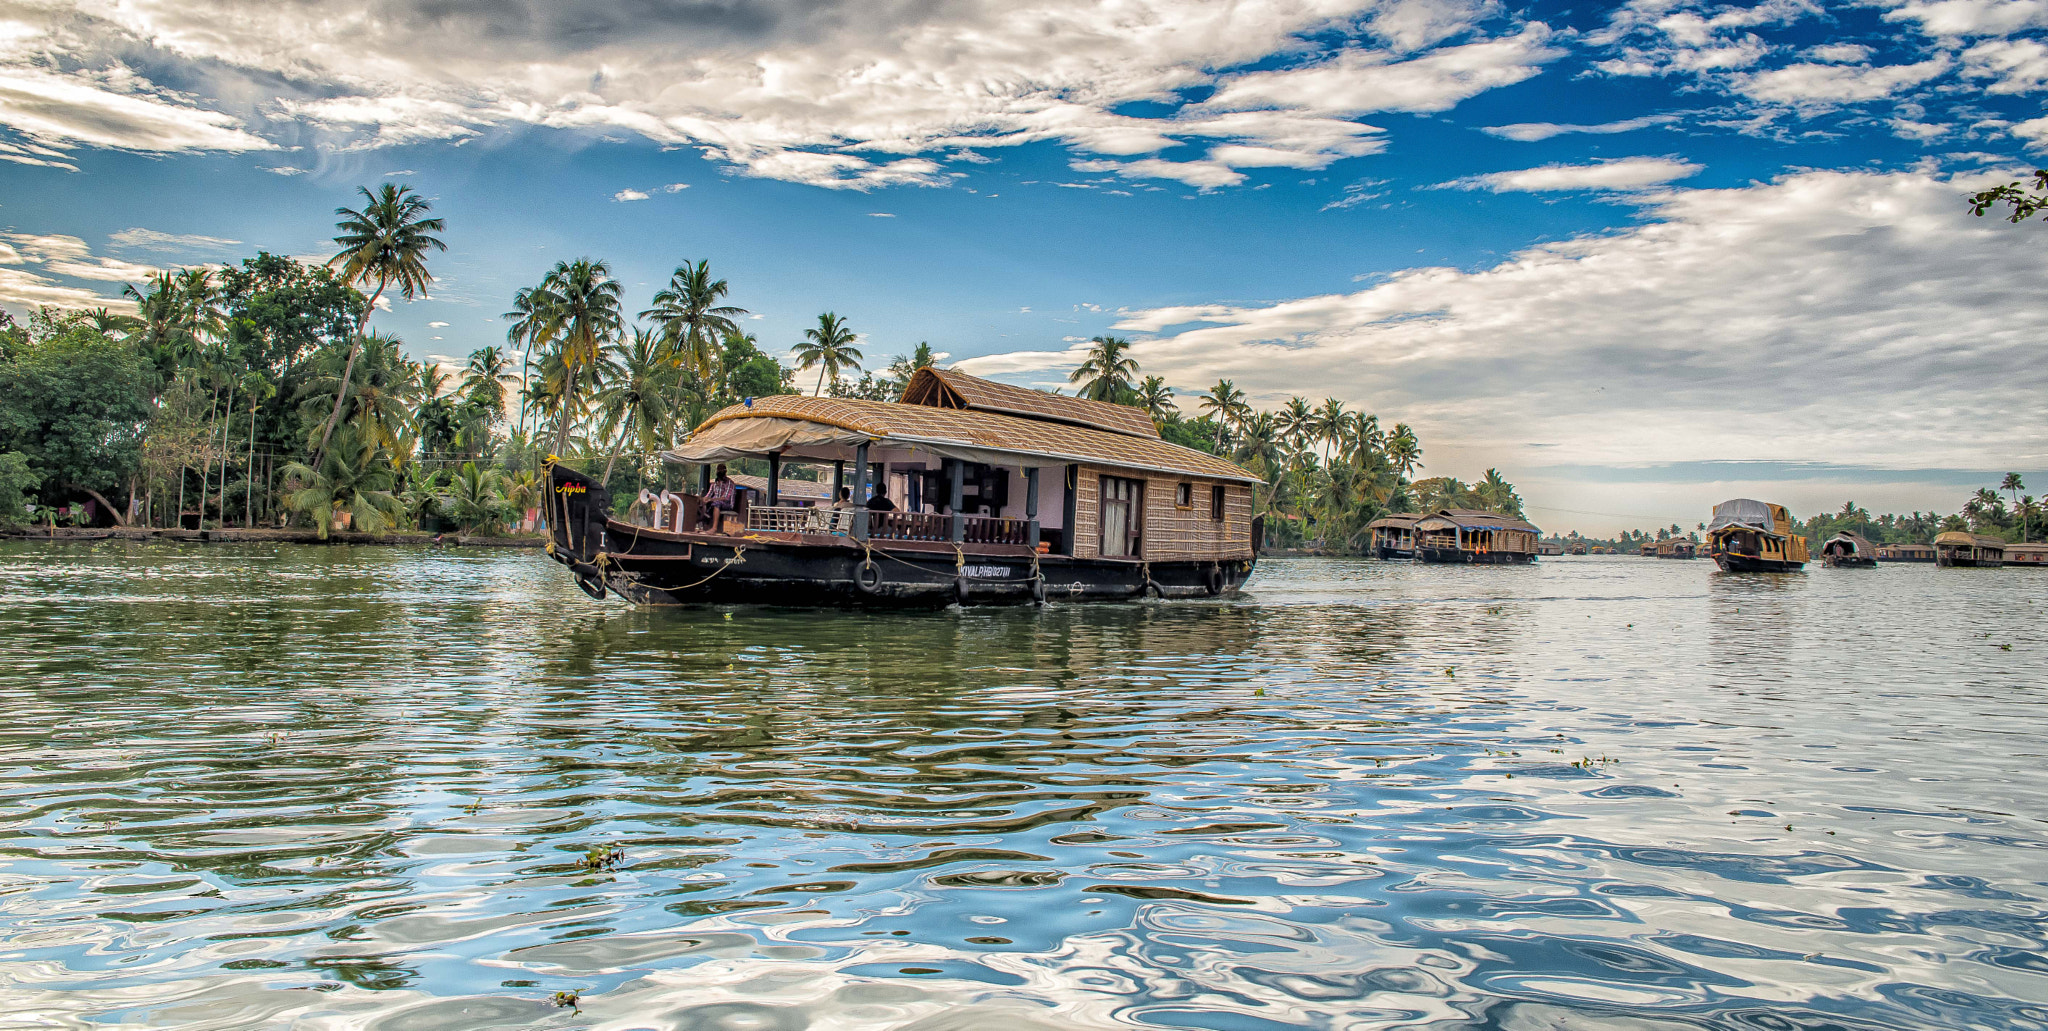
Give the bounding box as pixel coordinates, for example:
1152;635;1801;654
1822;556;1876;568
1375;545;1415;561
1416;547;1537;565
1714;553;1805;572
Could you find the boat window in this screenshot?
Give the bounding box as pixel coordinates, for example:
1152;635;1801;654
1211;485;1226;521
1099;476;1143;557
1175;483;1193;508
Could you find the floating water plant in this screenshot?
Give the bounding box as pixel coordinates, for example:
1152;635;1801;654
578;844;624;871
550;990;580;1009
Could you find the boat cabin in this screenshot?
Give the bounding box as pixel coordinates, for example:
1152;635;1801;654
1367;514;1420;559
1875;542;1935;562
1821;531;1876;568
663;367;1259;561
1657;539;1697;559
1412;508;1542;564
2007;542;2048;566
1538;540;1563;556
1935;531;2006;568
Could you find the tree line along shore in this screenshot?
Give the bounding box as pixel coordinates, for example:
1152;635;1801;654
0;180;2016;556
0;180;1540;551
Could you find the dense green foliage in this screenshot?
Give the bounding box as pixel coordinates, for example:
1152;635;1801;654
0;317;153;511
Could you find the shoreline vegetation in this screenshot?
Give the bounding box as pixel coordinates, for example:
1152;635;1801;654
0;179;2027;558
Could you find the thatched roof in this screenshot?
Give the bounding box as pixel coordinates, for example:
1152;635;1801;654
1367;514;1421;529
1414;507;1541;534
1935;530;2007;549
901;367;1159;439
685;393;1259;483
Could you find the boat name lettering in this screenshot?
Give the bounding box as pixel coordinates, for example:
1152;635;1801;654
556;483;587;495
964;565;1010;579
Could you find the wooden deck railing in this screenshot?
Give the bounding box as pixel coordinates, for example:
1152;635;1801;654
746;505;857;535
868;511;1031;545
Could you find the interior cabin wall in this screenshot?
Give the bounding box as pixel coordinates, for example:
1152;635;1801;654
1069;464;1253;561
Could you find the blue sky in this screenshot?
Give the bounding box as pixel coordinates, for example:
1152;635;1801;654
4;0;2048;532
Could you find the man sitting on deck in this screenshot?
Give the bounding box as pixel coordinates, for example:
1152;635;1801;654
699;465;737;531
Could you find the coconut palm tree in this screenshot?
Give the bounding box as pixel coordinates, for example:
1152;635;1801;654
532;259;624;457
277;427;403;540
792;312;863;395
642;260;747;404
1197;380;1248;450
463;345;517;416
595;327;678;482
316;183;447;463
2003;473;2026;538
1134;376;1176;425
1311;398;1346;466
1386;423;1421;480
1069;336;1139;403
503;286;551;437
441;461;513;533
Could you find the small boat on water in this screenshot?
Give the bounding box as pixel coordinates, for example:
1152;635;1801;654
1569;541;1588;555
1413;509;1542;564
1875;542;1935;563
1934;531;2005;568
1706;499;1810;572
1821;531;1877;568
1537;540;1563;556
1657;539;1697;559
1366;514;1420;560
544;368;1261;606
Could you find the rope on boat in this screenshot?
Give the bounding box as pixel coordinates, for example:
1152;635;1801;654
649;542;751;593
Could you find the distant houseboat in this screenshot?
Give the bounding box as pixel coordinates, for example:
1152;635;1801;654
1935;531;2006;568
1638;543;1657;557
1413;509;1542;564
1875;542;1935;563
1657;539;1698;559
2007;542;2048;566
1367;514;1420;560
1821;531;1877;568
1569;541;1588;555
1706;499;1810;572
545;368;1261;606
1537;541;1564;556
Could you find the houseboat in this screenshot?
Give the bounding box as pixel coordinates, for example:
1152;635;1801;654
1820;531;1876;568
1657;539;1698;559
544;368;1261;606
2007;542;2048;566
1537;540;1564;556
1569;541;1588;555
1413;509;1542;564
1875;541;1935;563
1934;531;2005;567
1706;499;1810;572
1367;514;1420;560
1638;543;1658;557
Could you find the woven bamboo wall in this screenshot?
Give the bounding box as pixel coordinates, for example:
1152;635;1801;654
1070;464;1253;561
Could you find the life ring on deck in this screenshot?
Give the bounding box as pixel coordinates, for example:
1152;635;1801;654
575;574;607;600
1204;565;1225;596
854;558;883;594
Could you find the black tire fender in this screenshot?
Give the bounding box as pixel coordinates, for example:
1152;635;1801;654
1205;565;1225;596
575;573;607;600
854;559;883;593
955;577;972;605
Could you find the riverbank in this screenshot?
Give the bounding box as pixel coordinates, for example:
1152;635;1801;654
0;526;545;548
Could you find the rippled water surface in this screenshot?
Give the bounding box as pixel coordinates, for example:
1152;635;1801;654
2;544;2046;1030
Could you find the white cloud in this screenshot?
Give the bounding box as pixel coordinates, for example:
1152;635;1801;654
1482;115;1678;141
1074;157;1247;189
427;321;450;328
1443;156;1703;192
966;170;2048;489
868;212;895;217
1808;43;1874;63
663;182;689;192
108;228;241;251
1734;56;1952;109
0;267;125;311
613;188;649;201
2009;115;2048;148
1962;38;2048;92
1881;0;2048;37
262;166;308;175
382;169;416;176
0;68;273;158
1199;25;1562;117
0;0;1554;190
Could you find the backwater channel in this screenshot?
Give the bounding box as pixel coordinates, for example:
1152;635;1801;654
0;544;2043;1029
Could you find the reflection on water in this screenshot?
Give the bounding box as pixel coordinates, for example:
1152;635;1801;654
1;545;2045;1029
